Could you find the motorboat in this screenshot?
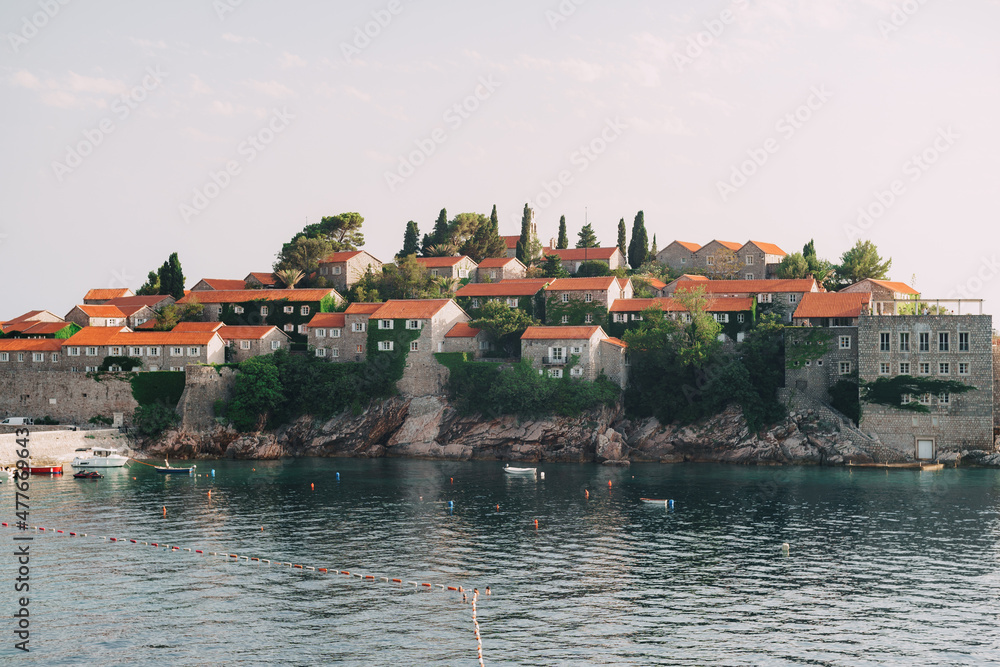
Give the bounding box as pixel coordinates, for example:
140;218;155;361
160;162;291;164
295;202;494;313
27;465;63;475
71;447;128;468
503;465;537;475
73;471;103;479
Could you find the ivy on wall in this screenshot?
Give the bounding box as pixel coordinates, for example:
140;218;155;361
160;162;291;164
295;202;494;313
784;328;833;368
861;375;975;414
219;297;333;343
366;319;423;382
545;297;607;326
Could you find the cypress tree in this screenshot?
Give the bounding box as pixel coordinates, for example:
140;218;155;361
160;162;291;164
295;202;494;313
557;215;569;249
432;208;449;246
516;203;532;264
627;210;648;269
617;218;627;256
650;234;658;258
483;204;506;258
401;221;420;257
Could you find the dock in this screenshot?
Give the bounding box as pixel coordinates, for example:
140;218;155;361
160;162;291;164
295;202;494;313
846;462;945;471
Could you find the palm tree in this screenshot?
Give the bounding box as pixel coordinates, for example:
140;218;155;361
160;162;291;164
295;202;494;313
274;268;304;289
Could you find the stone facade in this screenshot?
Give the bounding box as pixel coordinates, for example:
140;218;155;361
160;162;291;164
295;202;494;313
0;340;66;372
416;256;478;281
841;279;920;315
65;305;128;328
520;326;605;381
784;326;859;402
63;332;225;371
656;241;701;273
994;340;1000;430
857;314;994;456
599;338;628;388
544;277;633;325
220;326;289;363
540;247;627;273
476;257;527;283
317;250;383;293
0;369;139;424
176;365;236;432
736;241;786;281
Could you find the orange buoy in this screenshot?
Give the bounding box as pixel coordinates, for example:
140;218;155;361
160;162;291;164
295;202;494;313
260;526;263;531
608;480;612;488
534;519;538;529
585;489;589;499
208;490;211;498
496;504;499;511
162;506;166;516
311;483;314;490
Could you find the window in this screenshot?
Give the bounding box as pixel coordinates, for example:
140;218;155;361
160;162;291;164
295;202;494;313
550;347;565;361
378;341;394;351
571;346;582;354
479;340;491;350
745;255;754;265
68;347;80;356
919;362;930;375
901;394;911;404
959;332;969;351
919;393;932;405
410;341;419;352
561;294;569;303
86;347;98;356
899;362;910;374
839;362;851;375
379;319;393;330
271;341;280;350
899;332;910;352
939;393;950;405
315;348;326;358
111;346;122;356
745;273;754;280
458;269;469;279
149;347;159;356
352;322;366;332
297;325;306;334
240;340;251;349
506;298;518;308
169;366;182;372
406;320;421;330
879;363;890;375
614;313;626;323
706;256;715;266
737;313;745;323
919;332;929;351
584;314;593;323
32;353;44;362
217;307;223;316
284;306;294;314
789;294;797;303
471;298;480;308
131;347;142;356
330;329;341;338
86;366;99;372
584;293;593;303
490;270;498;280
939;362;949;375
234;306;244;314
0;353;9;362
330;348;339;358
320;266;328;276
758;293;772;303
301;306;310;316
332;266;342;275
816;360;823;366
959;362;969;375
631;313;643;321
284;324;294;332
839;336;851;350
714;313;729;323
681;313;691;323
431;269;439;277
261;306;269;316
316;328;326;338
938;332;949;352
681;257;686;264
548;368;563;378
188;347;200;356
171;347;182;357
561;316;569;324
570;367;583;377
880;332;890;352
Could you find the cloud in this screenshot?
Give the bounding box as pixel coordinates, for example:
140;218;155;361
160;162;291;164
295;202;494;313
209;100;236;115
221;33;261;44
9;71;42;90
8;70;126;108
246;80;295;98
279;52;307;68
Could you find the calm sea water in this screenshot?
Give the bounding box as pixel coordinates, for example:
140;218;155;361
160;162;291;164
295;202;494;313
3;459;1000;666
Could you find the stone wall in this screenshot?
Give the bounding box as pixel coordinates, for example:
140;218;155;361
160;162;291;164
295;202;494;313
0;370;138;425
784;326;858;402
176;365;237;431
994;344;1000;430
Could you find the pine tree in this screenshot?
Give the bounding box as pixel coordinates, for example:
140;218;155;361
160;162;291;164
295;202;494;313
432;208;449;247
421;233;433;256
617;218;627;256
484;204;507;258
557;215;569;249
627;210;649;269
400;221;420;257
576;223;599;248
515;203;532;264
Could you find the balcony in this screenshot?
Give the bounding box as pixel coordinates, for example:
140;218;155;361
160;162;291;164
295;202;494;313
542;356;567;365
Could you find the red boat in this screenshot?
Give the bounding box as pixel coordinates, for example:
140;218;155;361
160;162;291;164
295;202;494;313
28;466;63;475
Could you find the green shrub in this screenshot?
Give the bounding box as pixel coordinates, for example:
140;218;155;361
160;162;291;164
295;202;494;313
133;404;179;436
99;356;143;371
131;372;186;407
89;415;113;426
35;416;59;425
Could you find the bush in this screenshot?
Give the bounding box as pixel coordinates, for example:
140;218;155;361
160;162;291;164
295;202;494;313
89;415;113;426
99;356;142;371
131;372;186;406
35;416;59;425
133;404;179;436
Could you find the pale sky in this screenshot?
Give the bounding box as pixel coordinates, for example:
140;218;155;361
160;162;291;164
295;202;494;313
2;0;998;320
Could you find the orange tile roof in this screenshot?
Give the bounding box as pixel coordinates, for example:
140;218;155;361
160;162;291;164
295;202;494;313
646;278;667;289
63;327;128;345
415;256;475;268
370;299;454;320
672;241;702;253
196;279;247;290
5;310;48;325
176;289;338;304
710;240;743;252
866;279;920;295
675;279;818;294
307;313;346;328
456;280;550;297
113;304;147;317
106;295;174;308
135;320;158;330
746;241;787;256
218;326;283;340
617;277;631;290
793;292;872;319
84;288;132;301
610;297;753;313
172;322;225;332
76;305;126;318
502;235;520;249
521;326;603;341
247;272;278;285
0;339;64;352
319;251;363;262
445;323;482;338
108;331;220;345
17;322;75;335
477;257;521;268
543;247;619;261
676;274;709;281
545;277;618;291
603;337;628;349
344;302;383;314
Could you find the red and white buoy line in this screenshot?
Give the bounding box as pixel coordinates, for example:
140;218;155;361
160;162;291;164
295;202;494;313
2;521;488;663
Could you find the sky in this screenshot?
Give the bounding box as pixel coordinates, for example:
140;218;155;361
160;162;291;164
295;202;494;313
1;0;998;320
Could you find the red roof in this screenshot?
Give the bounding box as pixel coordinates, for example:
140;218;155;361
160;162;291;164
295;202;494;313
708;240;743;252
218;326;283;340
445;323;482;338
0;339;64;352
319;251;362;262
106;331;220;345
502;235;520;249
247;272;278;285
196;279;247;291
172;322;225;332
135;320;158;329
456;280;550;297
5;310;48;325
610;297;753;313
369;299;454;320
307;313;346;328
864;279;920;295
793;292;871;319
521;326;604;341
477;257;522;268
543;247;620;261
746;241;786;256
545;277;618;291
176;289;338;304
676;274;709;282
675;279;818;295
75;305;126;318
603;337;628;349
16;322;75;335
113;304;148;317
645;278;667;290
344;302;383;314
84;288;132;301
671;241;701;253
415;256;475;268
105;295;174;308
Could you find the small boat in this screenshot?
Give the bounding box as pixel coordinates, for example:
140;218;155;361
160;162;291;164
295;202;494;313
73;471;103;479
155;460;196;475
640;498;671;505
72;447;128;468
28;465;63;475
503;465;537;475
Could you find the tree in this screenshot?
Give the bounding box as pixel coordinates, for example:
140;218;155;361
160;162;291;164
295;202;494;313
469;300;538;357
775;252;811;279
459;208;505;261
627;210;649;269
275;236;333;276
541;254;569;278
835;240;891;287
431;208;449;247
274;268;304;289
707;248;743;280
516;203;532;264
576;223;599;248
802;239;835;287
400;221;421;257
274;212;366;278
650;235;658;258
136;270;160;296
671;287;722;368
227;356;284;432
557;215;569;249
617;218;627;256
153;302;204;330
575;261;612;277
139;253;184;299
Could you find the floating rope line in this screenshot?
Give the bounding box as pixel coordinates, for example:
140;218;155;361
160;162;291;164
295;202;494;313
472;589;485;667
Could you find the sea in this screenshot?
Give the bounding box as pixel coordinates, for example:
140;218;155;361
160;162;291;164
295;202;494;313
2;458;999;666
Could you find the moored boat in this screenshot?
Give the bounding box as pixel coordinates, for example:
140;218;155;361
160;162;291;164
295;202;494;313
28;465;63;475
504;465;537;475
155;460;196;474
73;470;103;479
72;447;128;468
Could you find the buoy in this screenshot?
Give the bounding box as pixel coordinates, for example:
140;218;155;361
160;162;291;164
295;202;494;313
534;519;538;529
782;542;790;555
336;472;340;481
208;490;211;498
133;477;136;480
585;489;589;499
211;469;215;477
253;468;255;471
668;499;674;509
496;504;499;511
162;506;166;516
311;483;314;490
540;472;545;479
448;501;454;508
450;477;453;484
608;480;612;488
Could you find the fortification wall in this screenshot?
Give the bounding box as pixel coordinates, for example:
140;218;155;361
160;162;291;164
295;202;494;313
0;371;138;425
176;366;237;431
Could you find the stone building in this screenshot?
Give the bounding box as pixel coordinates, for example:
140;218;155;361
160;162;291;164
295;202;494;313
454;278;551;320
0;339;65;371
520;325;628;388
544;276;633;325
415;256;478;281
60;326;225;371
608;296;754;341
244;272;279;289
83;288;133;305
791;292;871;327
655;241;701;272
840;279;920;315
693;240;743;278
737;241;787;280
317;250;383;293
502;235;521;259
442;322;492;357
476;257;527;283
672;277;821;323
342;303;383;362
191;278;247;291
64;304;128;328
539;247;627;273
306;312;347;361
1;310;64;333
217;325;289;363
656;239;786;279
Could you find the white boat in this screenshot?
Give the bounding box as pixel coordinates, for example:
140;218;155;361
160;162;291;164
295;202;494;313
503;465;537;475
71;447;129;468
